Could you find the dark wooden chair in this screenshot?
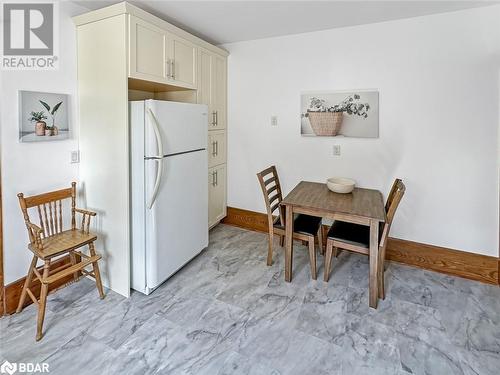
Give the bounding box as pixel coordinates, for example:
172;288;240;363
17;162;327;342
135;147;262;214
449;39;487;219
257;166;323;279
17;182;105;341
324;179;405;298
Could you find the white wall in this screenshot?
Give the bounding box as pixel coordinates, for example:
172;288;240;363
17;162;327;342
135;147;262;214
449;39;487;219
224;6;500;257
0;2;87;283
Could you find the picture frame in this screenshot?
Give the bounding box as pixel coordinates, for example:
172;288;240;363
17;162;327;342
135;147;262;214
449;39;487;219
18;90;70;142
301;90;379;138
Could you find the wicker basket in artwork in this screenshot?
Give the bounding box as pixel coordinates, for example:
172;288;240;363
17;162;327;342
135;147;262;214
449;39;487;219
307;111;343;136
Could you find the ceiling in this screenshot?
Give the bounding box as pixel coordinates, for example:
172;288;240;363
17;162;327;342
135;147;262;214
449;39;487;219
74;1;500;45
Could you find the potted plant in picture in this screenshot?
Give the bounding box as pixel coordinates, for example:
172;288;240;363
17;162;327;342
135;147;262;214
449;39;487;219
28;111;47;136
303;94;370;136
39;100;63;136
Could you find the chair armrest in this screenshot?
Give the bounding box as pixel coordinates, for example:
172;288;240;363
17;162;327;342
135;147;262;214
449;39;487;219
74;208;97;234
26;222;44;250
27;221;43;234
74;208;97;216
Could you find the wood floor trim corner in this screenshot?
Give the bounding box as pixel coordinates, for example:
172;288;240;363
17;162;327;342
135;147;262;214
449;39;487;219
222;206;500;286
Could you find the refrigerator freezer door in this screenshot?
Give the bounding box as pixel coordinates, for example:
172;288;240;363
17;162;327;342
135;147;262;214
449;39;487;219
145;100;208;157
144;149;208;291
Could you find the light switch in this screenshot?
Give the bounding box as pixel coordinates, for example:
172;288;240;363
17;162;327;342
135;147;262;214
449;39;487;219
71;150;80;163
271;116;278;126
333;145;341;156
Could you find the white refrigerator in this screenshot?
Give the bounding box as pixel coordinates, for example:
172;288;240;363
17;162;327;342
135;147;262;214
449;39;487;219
130;100;208;295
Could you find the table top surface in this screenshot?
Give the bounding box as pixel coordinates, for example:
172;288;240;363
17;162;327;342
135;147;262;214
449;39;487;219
281;181;386;222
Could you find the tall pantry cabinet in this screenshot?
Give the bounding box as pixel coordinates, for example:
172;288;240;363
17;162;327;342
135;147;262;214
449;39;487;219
73;2;228;297
198;49;227;227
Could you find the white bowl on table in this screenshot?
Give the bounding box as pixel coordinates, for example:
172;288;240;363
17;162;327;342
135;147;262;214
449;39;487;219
326;177;356;194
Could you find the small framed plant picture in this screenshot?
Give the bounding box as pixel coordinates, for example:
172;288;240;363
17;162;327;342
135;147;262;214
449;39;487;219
18;90;70;142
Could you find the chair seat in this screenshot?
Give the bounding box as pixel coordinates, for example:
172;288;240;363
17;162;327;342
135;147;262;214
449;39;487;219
28;229;97;259
274;214;322;236
327;221;372;248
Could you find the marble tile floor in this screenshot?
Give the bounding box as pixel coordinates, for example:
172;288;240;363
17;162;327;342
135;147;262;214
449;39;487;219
1;224;499;375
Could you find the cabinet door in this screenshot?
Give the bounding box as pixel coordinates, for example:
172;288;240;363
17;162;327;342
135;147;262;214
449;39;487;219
211;54;227;130
198;49;213;128
129;16;166;82
167;34;197;89
208;164;227;227
198;50;226;130
208;130;226;168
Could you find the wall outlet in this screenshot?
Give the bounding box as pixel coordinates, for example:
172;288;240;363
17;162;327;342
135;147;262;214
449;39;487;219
71;150;80;163
333;145;341;156
271;115;278;126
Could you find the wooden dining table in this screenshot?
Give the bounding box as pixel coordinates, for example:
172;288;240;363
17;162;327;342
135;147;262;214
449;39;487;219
280;181;386;308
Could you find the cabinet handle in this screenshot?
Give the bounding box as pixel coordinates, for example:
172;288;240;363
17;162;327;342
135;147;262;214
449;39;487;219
166;59;174;79
212;171;217;187
212;141;216;157
214;141;218;156
215;110;218;126
214;170;218;186
212;111;216;126
171;59;175;79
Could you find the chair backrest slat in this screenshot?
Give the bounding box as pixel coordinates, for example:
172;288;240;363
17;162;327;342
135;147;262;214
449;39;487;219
59;200;63;234
380;179;405;248
263;176;276;186
257;166;285;228
49;201;55;235
267;184;278;196
270;202;280;215
269;193;280;206
43;204;50;236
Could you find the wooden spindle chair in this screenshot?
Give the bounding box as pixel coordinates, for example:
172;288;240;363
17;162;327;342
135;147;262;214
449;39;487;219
17;182;105;341
324;179;406;299
257;166;323;279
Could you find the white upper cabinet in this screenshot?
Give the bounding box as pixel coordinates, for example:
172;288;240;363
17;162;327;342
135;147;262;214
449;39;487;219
167;34;197;89
129;15;197;89
198;49;226;130
198;49;212;114
129;16;166;82
212;54;226;130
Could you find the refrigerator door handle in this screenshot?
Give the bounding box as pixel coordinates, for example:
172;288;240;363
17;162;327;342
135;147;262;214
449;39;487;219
146;108;165;209
147;108;165;158
147;158;163;209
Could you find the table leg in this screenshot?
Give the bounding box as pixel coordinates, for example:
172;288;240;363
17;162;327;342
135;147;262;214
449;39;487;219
285;205;293;282
369;220;379;308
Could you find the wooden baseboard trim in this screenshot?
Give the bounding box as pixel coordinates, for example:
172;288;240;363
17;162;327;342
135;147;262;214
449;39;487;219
222;206;269;233
3;255;78;315
385;238;499;285
222;206;500;286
